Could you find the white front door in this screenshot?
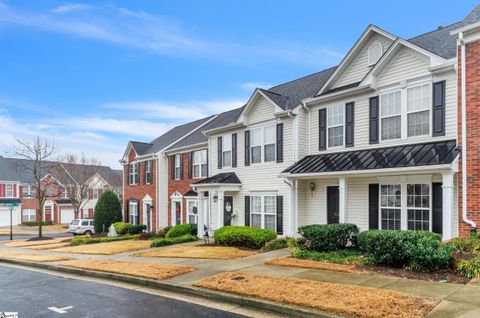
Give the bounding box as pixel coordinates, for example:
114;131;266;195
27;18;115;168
143;201;152;231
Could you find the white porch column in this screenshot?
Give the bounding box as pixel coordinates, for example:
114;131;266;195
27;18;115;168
288;180;298;236
442;171;454;241
339;177;347;223
197;190;205;238
217;190;224;229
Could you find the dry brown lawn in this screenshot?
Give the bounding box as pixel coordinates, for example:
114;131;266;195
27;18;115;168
194;272;438;318
52;240;151;255
265;257;358;273
60;260;195;280
0;251;73;262
134;245;256;260
0;229;32;235
26;242;70;250
4;238;71;248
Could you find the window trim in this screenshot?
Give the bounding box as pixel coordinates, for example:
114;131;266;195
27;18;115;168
129;162;139;185
174;154;182;180
250;193;277;231
22;209;36;222
129;200;138;225
145;160;153;184
93;188;99;200
193;150;208;179
406;83;431;137
186;198;198;224
222;134;232;167
5;184;14;198
249;123;276;164
326;103;345;148
379;89;402;141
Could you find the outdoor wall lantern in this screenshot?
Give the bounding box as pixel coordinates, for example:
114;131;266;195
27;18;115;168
309;182;316;197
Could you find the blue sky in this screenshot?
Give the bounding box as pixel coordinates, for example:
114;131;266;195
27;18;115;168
0;0;477;168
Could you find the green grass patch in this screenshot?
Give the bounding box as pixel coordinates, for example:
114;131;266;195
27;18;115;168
70;234;138;246
292;248;365;265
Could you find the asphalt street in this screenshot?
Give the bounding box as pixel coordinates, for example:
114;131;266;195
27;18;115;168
0;265;247;318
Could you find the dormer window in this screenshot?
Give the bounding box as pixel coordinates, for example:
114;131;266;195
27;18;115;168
368;41;382;66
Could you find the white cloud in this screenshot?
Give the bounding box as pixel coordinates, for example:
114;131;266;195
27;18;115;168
240;82;273;91
52;3;90;14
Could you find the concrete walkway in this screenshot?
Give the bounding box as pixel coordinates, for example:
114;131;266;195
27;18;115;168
1;240;479;317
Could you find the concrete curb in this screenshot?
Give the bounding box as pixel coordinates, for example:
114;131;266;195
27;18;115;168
0;258;339;318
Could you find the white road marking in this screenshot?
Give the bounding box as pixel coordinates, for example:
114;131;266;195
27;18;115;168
48;306;73;314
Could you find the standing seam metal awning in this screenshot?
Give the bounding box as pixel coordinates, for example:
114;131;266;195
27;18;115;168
283;140;457;175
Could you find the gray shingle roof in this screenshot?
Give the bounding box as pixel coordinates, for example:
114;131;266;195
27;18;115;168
167;107;244;151
193;172;241;185
130;141;152;156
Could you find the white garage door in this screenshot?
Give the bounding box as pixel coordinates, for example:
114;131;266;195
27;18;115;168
60;208;75;224
0;207;20;227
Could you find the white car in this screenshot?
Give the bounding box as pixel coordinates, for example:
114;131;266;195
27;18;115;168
68;219;95;236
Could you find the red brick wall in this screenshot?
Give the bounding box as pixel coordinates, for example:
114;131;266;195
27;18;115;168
458;41;480;236
123;148;157;231
167;152;206;226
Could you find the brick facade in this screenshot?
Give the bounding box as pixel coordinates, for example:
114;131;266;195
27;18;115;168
167;151;206;226
123;148;157;231
458;41;480;236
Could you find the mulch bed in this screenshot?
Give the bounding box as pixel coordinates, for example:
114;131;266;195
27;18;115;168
360;265;470;284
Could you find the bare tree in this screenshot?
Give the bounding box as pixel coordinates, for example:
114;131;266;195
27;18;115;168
57;153;101;219
12;137;60;238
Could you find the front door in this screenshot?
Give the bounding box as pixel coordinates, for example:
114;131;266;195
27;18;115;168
327;186;339;224
45;206;52;223
224;196;233;226
175;201;181;225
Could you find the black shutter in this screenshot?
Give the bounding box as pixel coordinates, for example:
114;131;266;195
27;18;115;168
432;183;443;235
244;130;250;166
369;96;379;144
188;152;193;179
276;196;283;234
135;163;140;184
143;162;147;184
179;154;184;179
127;166;130;185
432;81;446;137
319;109;327;151
232;133;237;167
276;123;284;163
217;136;223;169
368;184;379;230
345;102;354;147
170;156;175;180
244;196;250;226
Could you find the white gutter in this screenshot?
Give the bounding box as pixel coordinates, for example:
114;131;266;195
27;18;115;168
459;31;477;232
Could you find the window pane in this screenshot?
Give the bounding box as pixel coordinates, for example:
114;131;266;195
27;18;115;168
251;128;262;146
264;196;276;214
265;215;276;231
407;209;429;231
264;125;275;144
251;214;261;228
188;215;196;224
223;135;232;151
381;115;401;140
407;84;430;112
328;126;344;147
251;146;261;163
381;208;401;230
264;144;275;162
327;104;344;126
251;196;261;213
223;151;232;166
193;165;200;178
408;110;429;137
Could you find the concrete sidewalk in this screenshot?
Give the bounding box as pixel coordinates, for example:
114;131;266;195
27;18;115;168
1;240;480;317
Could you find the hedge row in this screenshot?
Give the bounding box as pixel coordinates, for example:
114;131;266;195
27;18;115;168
214;226;277;249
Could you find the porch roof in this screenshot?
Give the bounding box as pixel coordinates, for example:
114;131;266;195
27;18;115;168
283;140;457;175
192;172;241;185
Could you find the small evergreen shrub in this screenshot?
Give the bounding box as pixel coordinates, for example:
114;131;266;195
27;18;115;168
261;238;289;251
456;257;480;278
297;224;359;252
70;234;137;246
128;224;147;234
150;234;198;247
165;224;197;238
93;190;122;233
292;247;365;265
138;231;158;240
447;235;480;254
214;226;277;249
113;222;131;235
22;221;53;226
158;225;173;238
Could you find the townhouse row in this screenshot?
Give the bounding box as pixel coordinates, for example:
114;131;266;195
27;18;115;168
121;5;480;239
0;156;122;226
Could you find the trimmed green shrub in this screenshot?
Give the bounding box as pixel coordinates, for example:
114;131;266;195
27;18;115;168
113;222;131;235
447;235;480;254
456;257;480;278
151;234;198;247
128;224;147;234
158;225;173;238
165;224;197;238
93;190;122;233
292;247;365;265
22;221;53;226
214;226;277;249
358;230;450;271
261;238;289;251
297;224;359;252
70;234;137;246
138;231;158;240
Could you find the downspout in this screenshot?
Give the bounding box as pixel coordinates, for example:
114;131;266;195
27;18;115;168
283;177;296;236
459;31;477;233
302;101;311;155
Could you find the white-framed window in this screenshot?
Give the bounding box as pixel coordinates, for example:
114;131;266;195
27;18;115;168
250;194;276;231
407;84;430;137
61;186;68;198
129;163;139;185
407;184;430;230
327;104;344;147
145;160;153;184
380;184;401;230
222;135;232;167
379;183;431;231
186;199;198;224
380;90;402;140
193;150;208;178
22;185;35;198
174;154;182;180
93;189;99;200
368;41;383;66
129;200;138;225
5;184;13;198
22;209;36;222
250;124;276;164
